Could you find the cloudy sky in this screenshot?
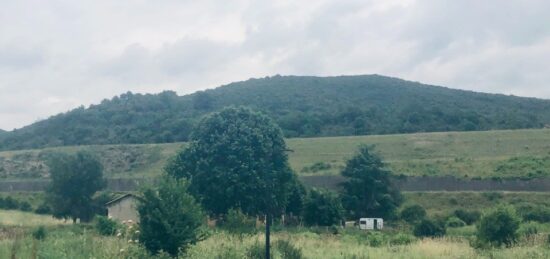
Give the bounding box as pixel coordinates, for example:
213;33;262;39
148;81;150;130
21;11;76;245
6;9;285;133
1;0;549;130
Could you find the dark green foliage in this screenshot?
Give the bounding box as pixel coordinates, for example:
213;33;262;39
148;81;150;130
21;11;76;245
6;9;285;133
166;107;294;217
46;151;106;223
95;216;118;236
413;219;446;237
2;196;20;210
516;203;550;223
275;240;303;259
285;176;307;218
476;206;520;247
32;226;47;240
400;205;426;224
19;201;32;212
303;188;344;226
446;217;466;228
341;146;402;219
453;209;481;225
221;209;257;234
138;177;206;257
3;75;550;151
34;203;51;215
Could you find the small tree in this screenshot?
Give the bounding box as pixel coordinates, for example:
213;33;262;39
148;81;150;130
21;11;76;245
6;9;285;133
303;188;344;226
413;219;446;237
341;146;402;219
476;206;520;247
138;177;206;257
400;205;427;224
46;151;106;223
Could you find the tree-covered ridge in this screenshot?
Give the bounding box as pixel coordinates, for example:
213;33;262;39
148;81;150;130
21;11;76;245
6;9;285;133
2;74;550;150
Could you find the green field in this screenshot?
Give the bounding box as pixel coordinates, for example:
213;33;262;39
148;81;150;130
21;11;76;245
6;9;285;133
1;129;550;180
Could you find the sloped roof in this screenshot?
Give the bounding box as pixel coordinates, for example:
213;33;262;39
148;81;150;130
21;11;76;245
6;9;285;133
105;193;138;206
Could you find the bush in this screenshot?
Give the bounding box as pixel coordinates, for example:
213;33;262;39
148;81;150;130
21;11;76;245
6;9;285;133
446;216;466;228
413;219;446;237
275;240;303;259
221;208;257;234
19;201;32;212
476;206;520;247
95;216;118;236
303;189;343;226
3;196;19;210
453;209;481;225
367;232;386;247
389;233;415;246
35;203;51;215
516;204;550;223
518;222;539;237
138;177;206;257
400;205;426;224
32;226;47;240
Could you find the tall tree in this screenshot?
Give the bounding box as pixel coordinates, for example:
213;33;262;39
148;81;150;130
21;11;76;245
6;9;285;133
46;151;106;223
340;145;402;219
166;106;294;259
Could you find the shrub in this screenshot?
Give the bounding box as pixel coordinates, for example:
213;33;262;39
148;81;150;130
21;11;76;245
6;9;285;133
400;205;426;223
221;208;257;234
446;216;466;228
4;196;19;210
303;189;343;226
516;204;550;223
389;233;415;246
32;226;47;240
35;203;51;215
453;209;481;225
367;232;386;247
138;177;206;257
413;219;446;237
19;201;32;212
476;206;520;247
95;216;118;236
275;240;303;259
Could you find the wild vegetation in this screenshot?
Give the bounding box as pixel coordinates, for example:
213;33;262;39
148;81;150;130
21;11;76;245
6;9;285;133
2;75;550;151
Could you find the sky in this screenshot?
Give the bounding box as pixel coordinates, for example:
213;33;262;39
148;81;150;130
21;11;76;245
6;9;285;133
1;0;549;130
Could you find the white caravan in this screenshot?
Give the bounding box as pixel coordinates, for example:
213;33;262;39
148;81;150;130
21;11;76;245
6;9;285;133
359;218;383;230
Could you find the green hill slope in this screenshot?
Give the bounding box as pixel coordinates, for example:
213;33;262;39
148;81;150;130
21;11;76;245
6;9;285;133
2;75;550;151
1;129;549;180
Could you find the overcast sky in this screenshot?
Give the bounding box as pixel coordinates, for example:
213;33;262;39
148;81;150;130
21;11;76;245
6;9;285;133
1;0;549;130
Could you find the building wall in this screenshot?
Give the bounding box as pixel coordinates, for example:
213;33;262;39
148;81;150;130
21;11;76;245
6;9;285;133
107;197;139;222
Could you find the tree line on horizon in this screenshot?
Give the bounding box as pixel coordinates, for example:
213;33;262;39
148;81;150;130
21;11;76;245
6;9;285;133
1;75;549;151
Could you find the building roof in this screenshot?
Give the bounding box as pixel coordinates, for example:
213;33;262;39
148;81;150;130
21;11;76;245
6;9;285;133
105;193;138;206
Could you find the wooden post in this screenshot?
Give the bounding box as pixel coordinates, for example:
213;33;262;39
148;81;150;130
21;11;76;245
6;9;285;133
265;214;271;259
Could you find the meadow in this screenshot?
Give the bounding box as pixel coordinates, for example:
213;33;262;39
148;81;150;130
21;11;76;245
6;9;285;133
1;128;550;180
1;208;550;259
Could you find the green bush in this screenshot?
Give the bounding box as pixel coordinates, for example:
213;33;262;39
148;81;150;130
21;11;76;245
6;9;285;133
275;240;303;259
35;203;51;215
303;188;344;226
221;208;257;234
367;232;386;247
400;205;426;224
32;226;47;240
453;209;481;225
476;206;520;247
516;204;550;223
389;233;415;246
95;216;118;236
19;201;32;212
446;216;466;228
413;219;446;238
518;221;539;237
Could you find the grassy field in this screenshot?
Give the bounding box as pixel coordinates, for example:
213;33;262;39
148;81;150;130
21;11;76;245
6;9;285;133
1;209;550;259
1;128;550;180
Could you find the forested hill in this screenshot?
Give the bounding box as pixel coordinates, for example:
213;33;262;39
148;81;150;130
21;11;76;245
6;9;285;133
2;75;550;151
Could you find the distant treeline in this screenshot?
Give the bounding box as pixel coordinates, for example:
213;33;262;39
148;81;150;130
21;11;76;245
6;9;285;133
1;75;550;150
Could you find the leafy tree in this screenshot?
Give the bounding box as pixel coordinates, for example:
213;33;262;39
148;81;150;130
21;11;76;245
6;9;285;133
400;205;427;224
340;146;402;219
138;177;206;257
46;151;106;223
303;188;344;226
166;107;294;217
413;219;446;237
476;206;520;247
453;209;481;225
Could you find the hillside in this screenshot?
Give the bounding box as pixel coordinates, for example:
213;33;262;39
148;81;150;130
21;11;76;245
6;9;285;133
1;129;549;180
2;75;550;150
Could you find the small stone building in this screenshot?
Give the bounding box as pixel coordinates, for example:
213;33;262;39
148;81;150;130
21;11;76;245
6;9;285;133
106;193;139;223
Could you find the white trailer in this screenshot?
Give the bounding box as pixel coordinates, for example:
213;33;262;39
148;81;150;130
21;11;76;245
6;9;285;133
359;218;383;230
